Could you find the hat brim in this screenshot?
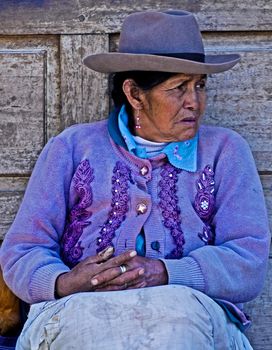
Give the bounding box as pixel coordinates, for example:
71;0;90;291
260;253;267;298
83;53;240;74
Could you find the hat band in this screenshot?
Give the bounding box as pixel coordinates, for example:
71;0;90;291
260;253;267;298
152;52;205;63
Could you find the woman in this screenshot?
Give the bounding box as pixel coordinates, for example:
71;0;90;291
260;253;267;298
0;10;270;350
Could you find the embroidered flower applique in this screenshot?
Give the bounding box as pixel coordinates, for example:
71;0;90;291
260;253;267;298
61;159;94;267
96;161;132;253
194;165;216;245
158;163;184;259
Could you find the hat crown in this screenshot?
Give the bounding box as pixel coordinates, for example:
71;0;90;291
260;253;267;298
119;10;204;55
83;9;240;74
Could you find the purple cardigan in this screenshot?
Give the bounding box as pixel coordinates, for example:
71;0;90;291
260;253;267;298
0;118;270;326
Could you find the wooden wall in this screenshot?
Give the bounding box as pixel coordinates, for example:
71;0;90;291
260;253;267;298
0;1;271;348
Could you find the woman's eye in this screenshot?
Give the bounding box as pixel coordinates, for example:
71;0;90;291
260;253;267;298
196;80;206;90
175;83;186;91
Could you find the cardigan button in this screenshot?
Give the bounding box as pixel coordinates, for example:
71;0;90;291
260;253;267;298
140;166;149;176
151;241;160;251
96;237;102;244
136;202;148;214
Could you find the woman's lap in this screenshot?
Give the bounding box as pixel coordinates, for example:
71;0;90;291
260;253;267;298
16;285;252;350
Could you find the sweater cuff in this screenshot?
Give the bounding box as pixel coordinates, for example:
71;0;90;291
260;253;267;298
29;263;70;303
160;256;205;292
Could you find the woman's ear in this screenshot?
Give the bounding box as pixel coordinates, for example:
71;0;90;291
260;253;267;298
122;79;143;110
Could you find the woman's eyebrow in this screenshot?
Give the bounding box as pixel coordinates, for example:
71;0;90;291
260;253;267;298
169;74;207;85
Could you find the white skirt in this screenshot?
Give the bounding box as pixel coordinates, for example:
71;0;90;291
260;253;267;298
16;285;253;350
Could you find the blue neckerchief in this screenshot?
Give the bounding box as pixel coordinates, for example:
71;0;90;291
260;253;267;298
118;105;198;172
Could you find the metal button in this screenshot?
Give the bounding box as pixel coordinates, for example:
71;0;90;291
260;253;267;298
136;202;148;214
140;166;149;176
151;241;160;251
96;237;102;244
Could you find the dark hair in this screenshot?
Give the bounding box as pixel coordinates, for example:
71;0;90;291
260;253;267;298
111;71;177;112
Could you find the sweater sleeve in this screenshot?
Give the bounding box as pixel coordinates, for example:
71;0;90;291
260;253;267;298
0;136;74;303
162;133;271;303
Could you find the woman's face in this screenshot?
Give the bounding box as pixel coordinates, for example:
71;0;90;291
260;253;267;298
136;73;207;142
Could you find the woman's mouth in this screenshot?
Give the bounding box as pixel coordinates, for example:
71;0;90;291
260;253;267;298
183;117;196;122
175;117;197;124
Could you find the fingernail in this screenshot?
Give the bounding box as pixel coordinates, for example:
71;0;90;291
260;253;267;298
129;250;137;257
104;246;114;257
91;279;98;286
98;246;114;257
139;268;145;275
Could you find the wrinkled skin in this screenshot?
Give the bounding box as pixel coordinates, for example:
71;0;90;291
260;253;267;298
56;247;167;297
123;73;207;142
57;73;207;296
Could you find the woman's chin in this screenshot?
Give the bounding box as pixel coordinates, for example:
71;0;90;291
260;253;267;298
174;129;198;142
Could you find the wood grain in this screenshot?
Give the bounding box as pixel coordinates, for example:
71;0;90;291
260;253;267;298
0;36;60;140
0;50;45;174
60;34;109;128
0;1;271;34
82;35;109;123
0;36;60;176
203;32;272;172
60;35;84;128
0;177;29;240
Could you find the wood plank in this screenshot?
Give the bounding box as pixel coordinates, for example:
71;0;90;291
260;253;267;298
0;50;45;175
0;36;60;140
0;1;271;34
82;35;109;122
0;177;29;240
244;257;272;350
60;35;84;128
60;34;109;128
203;32;272;172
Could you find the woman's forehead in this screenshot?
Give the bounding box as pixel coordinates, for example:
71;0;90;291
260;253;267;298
168;73;207;82
158;73;206;89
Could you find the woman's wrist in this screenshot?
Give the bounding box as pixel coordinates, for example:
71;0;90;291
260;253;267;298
55;272;70;299
156;260;169;285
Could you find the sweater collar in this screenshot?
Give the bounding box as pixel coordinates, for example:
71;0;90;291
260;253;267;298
108;105;198;172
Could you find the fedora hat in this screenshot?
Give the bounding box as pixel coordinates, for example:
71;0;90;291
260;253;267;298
83;10;240;74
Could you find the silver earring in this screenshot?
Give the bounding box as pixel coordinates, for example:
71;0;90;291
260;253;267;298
135;109;141;129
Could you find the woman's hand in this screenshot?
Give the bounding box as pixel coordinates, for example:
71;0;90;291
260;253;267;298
55;247;143;298
93;255;168;292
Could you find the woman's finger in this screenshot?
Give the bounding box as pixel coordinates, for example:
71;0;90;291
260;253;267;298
83;246;115;265
92;267;144;288
94;276;147;292
127;280;147;289
108;267;144;286
90;265;127;287
102;250;137;270
84;249;136;272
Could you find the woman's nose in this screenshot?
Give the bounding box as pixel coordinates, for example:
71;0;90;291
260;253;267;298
183;89;199;111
